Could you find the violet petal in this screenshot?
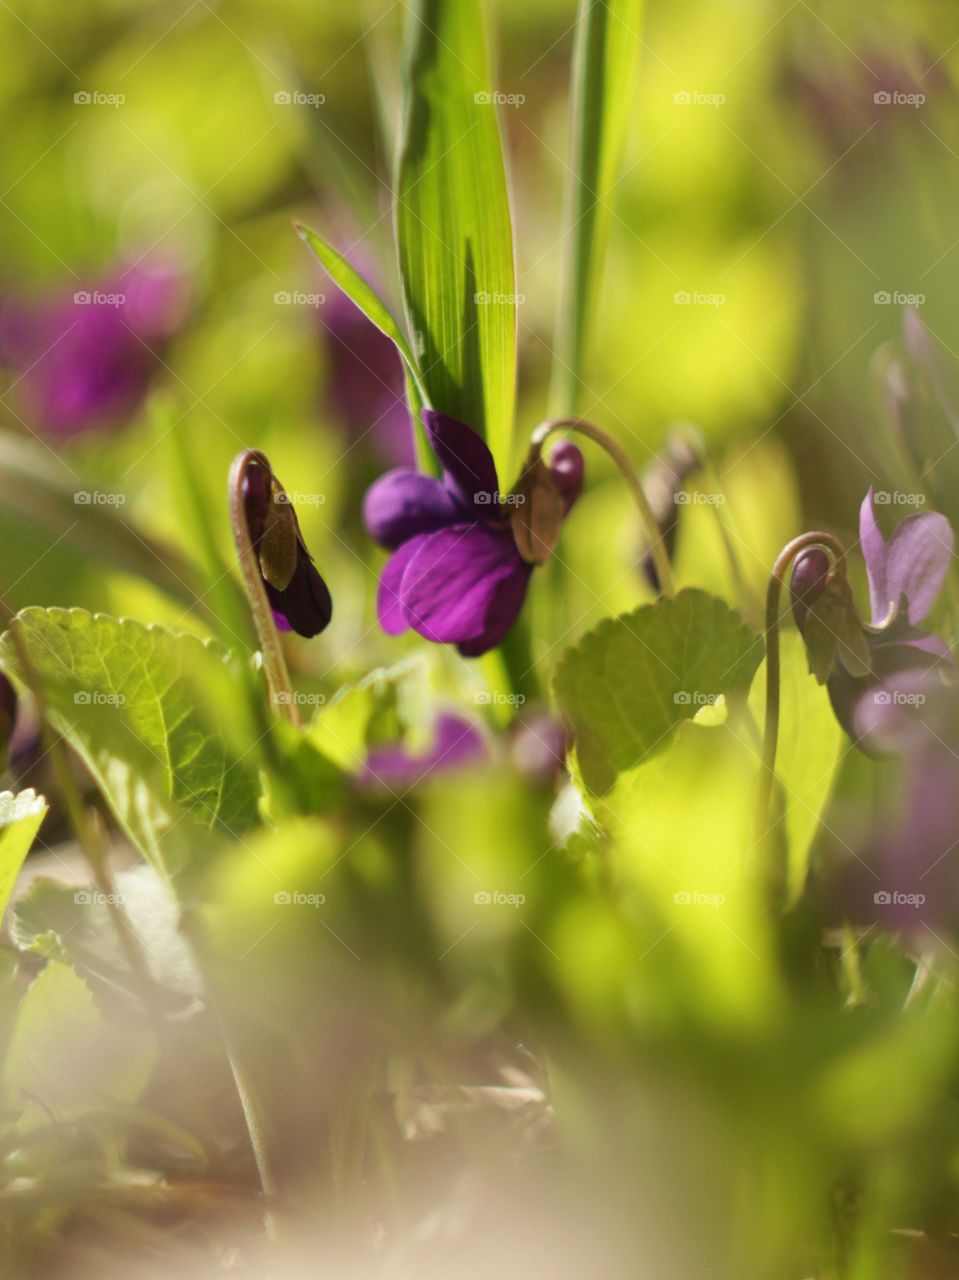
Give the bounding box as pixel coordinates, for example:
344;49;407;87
362;467;461;550
884;510;953;626
422;410;501;513
266;548;333;639
376;537;424;635
399;523;530;648
860;488;953;625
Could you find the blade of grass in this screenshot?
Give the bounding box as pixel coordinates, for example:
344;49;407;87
396;0;517;478
550;0;644;414
296;222;434;469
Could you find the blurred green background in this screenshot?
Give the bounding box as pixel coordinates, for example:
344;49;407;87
3;4;959;1278
3;0;958;658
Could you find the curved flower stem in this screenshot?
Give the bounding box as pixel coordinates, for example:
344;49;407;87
531;417;676;596
757;530;846;834
228;451;298;726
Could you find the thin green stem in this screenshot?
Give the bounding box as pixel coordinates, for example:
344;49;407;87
228;451;299;726
757;531;845;834
530;417;676;597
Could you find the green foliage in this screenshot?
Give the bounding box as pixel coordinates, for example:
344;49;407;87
0;789;47;918
396;0;517;474
553;588;764;793
0;610;259;888
3;961;155;1119
749;632;844;903
553;0;644;410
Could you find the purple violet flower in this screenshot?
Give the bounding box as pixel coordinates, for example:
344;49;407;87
363;411;584;657
791;488;954;752
0;261;187;438
321;284;413;466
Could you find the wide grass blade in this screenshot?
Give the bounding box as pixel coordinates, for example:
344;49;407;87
552;0;644;413
396;0;517;478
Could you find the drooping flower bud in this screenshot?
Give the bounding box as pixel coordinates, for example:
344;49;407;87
789;547;831;633
509;440;585;567
234;451;333;639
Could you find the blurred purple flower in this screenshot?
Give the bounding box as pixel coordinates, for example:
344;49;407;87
364;411;583;657
360;712;487;789
0;261;187;438
508;710;569;783
791;488;953;753
828;694;959;937
321;279;413;466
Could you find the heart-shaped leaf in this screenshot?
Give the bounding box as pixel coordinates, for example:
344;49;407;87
553;588;764;793
0;610;260;889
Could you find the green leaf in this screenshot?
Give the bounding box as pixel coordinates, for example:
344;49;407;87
305;656;431;772
0;610;260;888
0;790;47;919
396;0;517;476
4;961;155;1117
553;588;764;793
749;631;844;903
11;867;203;999
296;222;434;472
296;223;421;389
552;0;644;411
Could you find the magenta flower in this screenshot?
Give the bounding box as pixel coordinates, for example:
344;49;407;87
791;488;953;752
0;262;186;438
363;411;583;657
360;712;487;788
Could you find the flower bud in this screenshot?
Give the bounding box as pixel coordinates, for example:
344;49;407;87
789;547;831;633
509;441;585;567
